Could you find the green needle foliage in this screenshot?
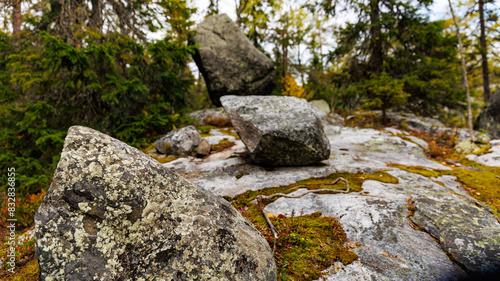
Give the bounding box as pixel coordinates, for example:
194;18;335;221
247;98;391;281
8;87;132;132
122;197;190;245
0;30;195;226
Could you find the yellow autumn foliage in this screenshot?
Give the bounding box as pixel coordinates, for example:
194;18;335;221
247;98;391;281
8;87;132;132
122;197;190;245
280;75;313;100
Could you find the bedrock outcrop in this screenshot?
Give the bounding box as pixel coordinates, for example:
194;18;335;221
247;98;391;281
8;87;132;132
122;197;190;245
34;126;276;281
163;112;500;280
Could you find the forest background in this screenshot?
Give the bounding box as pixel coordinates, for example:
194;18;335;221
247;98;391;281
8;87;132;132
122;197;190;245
0;0;499;275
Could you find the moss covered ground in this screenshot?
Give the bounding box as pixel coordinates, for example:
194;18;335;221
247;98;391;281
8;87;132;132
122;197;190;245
227;171;398;280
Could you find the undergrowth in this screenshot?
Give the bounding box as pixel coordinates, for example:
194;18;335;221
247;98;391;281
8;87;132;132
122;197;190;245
0;228;37;281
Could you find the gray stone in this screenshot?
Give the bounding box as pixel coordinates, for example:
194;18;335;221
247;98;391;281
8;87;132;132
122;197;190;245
310;99;331;114
221;95;330;166
35;126;276;281
466;139;500;167
188;107;231;127
155;125;202;155
197;138;211;156
191;14;275;106
475;89;500;139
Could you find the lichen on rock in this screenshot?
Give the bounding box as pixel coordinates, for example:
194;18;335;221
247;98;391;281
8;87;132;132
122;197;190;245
35;126;276;281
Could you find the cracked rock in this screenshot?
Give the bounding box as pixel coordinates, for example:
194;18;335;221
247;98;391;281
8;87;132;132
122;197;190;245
35;126;276;281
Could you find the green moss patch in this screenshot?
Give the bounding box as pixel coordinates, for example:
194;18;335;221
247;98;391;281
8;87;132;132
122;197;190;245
211;139;236;153
218;128;240;139
195;125;217;137
239;205;357;280
231;171;399;208
389;163;500;218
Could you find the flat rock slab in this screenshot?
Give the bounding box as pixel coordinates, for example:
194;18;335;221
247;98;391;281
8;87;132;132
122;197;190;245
466;139;500;167
35;126;276;281
265;169;500;280
165;124;500;279
165;126;448;197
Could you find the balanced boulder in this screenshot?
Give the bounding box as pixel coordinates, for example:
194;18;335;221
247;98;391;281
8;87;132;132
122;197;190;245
35;126;277;281
155;125;201;155
191;14;275;106
221;95;331;166
475;89;500;138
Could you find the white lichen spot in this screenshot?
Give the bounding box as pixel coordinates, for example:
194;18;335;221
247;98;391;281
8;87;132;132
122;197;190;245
88;162;103;178
78;202;91;212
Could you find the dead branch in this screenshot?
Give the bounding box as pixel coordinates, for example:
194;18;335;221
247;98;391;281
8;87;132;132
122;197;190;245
258;177;350;201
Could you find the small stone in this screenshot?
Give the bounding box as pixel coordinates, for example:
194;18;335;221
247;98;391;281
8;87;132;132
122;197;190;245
196;138;211;156
155;125;202;155
310;99;331;114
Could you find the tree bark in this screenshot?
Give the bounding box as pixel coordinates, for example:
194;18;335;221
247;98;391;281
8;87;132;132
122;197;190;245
369;0;382;75
448;0;475;141
90;0;103;32
479;0;490;102
12;0;22;34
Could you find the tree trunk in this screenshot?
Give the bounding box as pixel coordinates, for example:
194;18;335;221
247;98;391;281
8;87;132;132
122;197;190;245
479;0;490;102
12;0;22;35
369;0;382;75
90;0;103;32
448;0;475;142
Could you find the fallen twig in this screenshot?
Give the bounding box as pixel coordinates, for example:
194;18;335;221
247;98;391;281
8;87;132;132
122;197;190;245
258;177;350;201
257;177;349;253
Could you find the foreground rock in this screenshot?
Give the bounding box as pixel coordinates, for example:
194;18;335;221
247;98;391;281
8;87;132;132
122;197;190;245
35;126;276;281
155;125;201;155
475;89;500;139
221;95;330;166
191;14;275;106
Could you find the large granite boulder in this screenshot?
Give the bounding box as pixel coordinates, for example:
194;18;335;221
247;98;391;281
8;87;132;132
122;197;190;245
155;125;202;155
475;89;500;138
34;126;276;281
221;95;330;166
191;14;275;106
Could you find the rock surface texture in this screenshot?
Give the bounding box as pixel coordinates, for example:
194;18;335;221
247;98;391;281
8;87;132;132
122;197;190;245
475;89;500;139
35;126;276;281
191;14;275;106
466;139;500;166
164;109;500;280
221;95;330;166
155;125;201;155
